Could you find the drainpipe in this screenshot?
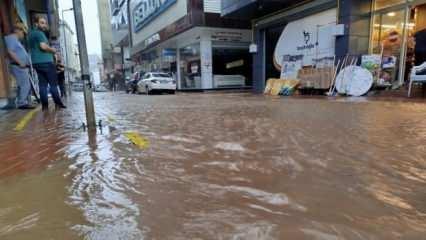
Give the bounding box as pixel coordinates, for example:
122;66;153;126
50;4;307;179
127;0;134;73
127;0;133;48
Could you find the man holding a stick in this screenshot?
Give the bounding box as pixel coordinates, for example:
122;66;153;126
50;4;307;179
3;23;35;110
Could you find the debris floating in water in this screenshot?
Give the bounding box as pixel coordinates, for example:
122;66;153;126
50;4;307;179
124;132;150;149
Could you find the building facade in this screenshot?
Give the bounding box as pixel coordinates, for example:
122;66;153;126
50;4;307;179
98;0;122;83
110;0;133;79
222;0;426;93
0;0;60;98
129;0;252;90
59;20;80;85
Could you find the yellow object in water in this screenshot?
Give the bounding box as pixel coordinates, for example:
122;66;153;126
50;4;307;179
14;107;40;131
124;132;150;149
265;78;300;96
107;115;116;123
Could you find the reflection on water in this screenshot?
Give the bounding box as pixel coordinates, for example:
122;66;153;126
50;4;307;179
0;93;426;239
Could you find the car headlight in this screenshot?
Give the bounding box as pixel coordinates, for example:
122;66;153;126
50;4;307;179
151;80;159;83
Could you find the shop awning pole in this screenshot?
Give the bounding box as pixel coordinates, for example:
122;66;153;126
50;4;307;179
72;0;96;129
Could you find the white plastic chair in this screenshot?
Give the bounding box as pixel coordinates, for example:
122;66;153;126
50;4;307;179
408;62;426;97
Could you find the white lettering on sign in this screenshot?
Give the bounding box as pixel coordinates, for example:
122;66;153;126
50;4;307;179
133;0;177;32
144;33;160;46
211;31;244;42
274;8;337;68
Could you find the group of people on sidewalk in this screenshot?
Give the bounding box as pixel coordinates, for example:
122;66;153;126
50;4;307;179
2;15;66;111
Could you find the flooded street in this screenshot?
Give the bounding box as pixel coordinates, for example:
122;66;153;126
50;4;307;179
0;92;425;239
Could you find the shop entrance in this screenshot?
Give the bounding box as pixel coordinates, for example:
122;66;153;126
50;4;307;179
412;3;426;66
370;8;407;85
370;0;426;86
212;47;252;87
264;25;285;82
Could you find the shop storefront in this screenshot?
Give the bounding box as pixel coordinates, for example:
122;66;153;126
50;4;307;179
135;27;252;90
0;34;9;98
0;0;13;98
366;0;426;86
248;0;426;92
0;0;60;98
251;0;338;92
130;0;252;91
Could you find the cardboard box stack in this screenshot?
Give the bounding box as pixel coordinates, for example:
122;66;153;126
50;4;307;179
297;67;333;89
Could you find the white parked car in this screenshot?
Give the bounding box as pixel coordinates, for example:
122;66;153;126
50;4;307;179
137;72;176;94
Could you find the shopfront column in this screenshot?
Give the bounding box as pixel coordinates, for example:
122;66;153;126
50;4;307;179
200;32;213;89
336;0;372;58
176;46;182;90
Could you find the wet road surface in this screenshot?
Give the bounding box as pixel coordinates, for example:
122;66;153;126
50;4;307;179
0;92;425;239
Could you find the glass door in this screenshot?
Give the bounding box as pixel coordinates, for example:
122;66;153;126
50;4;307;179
370;8;407;86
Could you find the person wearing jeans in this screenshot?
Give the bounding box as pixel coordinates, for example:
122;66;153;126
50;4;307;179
28;15;66;110
3;23;34;110
32;63;64;108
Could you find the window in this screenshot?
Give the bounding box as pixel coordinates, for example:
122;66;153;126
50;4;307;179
152;73;171;78
374;0;406;10
179;44;201;89
370;9;406;84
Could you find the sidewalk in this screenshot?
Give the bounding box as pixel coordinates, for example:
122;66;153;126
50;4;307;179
0;94;86;177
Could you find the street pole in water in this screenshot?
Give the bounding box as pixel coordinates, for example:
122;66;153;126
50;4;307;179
72;0;96;129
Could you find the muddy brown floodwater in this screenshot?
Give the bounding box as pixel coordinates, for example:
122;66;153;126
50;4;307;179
0;92;425;239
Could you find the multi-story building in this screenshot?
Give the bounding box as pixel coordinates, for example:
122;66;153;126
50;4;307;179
222;0;426;93
59;20;80;85
128;0;253;90
97;0;122;83
110;0;133;79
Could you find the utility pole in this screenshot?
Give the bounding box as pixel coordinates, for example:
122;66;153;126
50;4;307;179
72;0;96;129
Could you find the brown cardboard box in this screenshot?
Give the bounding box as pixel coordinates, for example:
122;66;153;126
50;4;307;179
297;67;333;89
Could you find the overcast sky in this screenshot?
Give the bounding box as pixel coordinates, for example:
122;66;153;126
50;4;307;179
58;0;102;56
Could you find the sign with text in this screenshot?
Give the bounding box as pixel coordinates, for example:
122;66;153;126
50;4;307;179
274;9;337;69
144;33;161;47
133;0;177;32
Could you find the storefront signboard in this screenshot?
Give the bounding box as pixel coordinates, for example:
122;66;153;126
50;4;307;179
274;9;337;69
133;0;177;32
210;30;251;43
280;55;303;79
361;54;381;82
162;48;176;57
226;60;244;69
249;44;258;53
144;33;161;47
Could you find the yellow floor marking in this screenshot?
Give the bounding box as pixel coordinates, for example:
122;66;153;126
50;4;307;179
14;107;40;131
124;132;150;149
